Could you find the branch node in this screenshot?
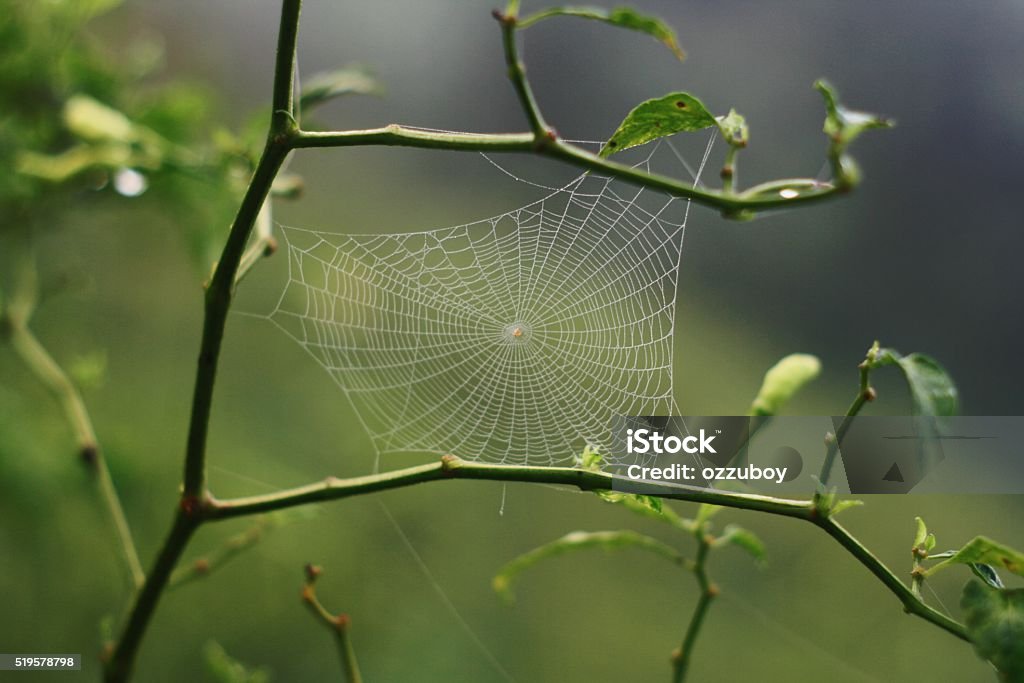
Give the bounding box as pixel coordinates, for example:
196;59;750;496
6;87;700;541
492;8;515;26
863;386;877;402
180;494;203;518
440;454;462;474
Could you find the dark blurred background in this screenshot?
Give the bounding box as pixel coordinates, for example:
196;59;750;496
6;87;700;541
2;1;1022;681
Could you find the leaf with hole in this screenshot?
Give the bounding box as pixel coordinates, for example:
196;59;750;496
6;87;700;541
601;92;717;157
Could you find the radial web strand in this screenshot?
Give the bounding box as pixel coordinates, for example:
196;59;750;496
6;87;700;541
261;136;714;466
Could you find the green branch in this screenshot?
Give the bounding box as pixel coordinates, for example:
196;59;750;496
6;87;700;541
302;565;363;683
294;126;840;213
672;532;716;683
200;455;966;643
168;520;269;590
204;457;812;521
104;2;304;681
182;0;301;501
1;271;144;590
818;345;878;487
103;510;200;683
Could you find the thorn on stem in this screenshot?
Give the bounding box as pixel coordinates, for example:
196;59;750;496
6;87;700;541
863;387;877;402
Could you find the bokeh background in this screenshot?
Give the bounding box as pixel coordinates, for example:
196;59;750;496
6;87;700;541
2;0;1023;681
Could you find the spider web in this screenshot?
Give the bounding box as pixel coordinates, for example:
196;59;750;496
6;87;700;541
262;135;715;466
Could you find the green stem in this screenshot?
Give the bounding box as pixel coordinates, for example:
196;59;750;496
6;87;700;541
294;127;840;213
104;2;304;680
3;289;144;590
103;510;199;683
495;10;549;137
205;458;812;521
182;0;301;500
202;456;967;643
234;201;278;286
672;535;715;683
816;517;966;640
302;567;363;683
818;355;875;487
168;519;268;590
721;146;738;195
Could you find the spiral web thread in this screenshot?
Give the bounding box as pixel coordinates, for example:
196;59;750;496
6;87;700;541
264;135;714;466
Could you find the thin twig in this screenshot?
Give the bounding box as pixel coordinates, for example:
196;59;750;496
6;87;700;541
818;349;877;487
302;565;363;683
234;200;278;287
672;532;716;683
2;270;145;590
168;519;269;590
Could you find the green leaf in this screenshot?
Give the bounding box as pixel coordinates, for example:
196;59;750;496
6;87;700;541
814;79;893;147
69;351;108;390
971;564;1006;590
601;92;717;157
299;66;382;113
716;109;749;148
596;491;695;532
694;503;720;528
829;498;864;517
577;444;603;470
960;580;1024;679
926;536;1024;579
519;6;685;61
64;95;139;145
913;516;928;548
713;524;766;563
493;530;686;603
749;353;822;416
867;347;959;416
204;640;270;683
